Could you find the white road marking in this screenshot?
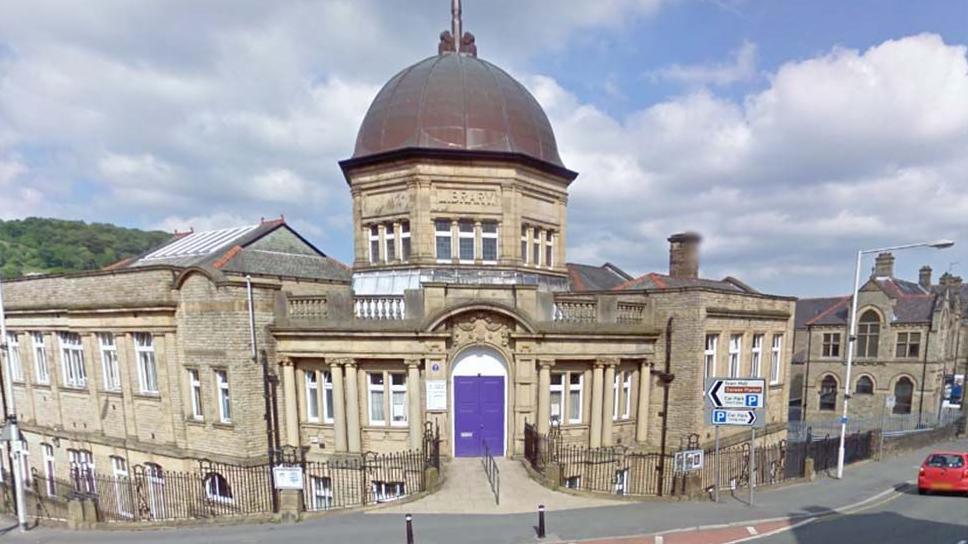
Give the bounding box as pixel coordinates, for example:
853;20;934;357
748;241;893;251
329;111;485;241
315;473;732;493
955;540;966;544
746;526;758;535
654;536;664;544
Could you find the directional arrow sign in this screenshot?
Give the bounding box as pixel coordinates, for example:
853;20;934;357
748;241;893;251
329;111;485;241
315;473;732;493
709;408;763;427
705;378;766;410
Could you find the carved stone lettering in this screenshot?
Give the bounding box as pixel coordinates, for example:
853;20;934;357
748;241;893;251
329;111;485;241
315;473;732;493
436;190;498;207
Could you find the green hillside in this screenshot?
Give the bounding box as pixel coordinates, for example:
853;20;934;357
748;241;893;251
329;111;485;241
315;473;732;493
0;217;171;279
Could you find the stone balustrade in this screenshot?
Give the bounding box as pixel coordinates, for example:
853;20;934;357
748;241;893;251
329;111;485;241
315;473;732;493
552;299;597;322
287;295;328;320
354;295;406;320
616;302;646;324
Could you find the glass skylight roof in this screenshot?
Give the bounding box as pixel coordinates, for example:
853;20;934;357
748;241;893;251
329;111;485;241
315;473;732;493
138;225;259;262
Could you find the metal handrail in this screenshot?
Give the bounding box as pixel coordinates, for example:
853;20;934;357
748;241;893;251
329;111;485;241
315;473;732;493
481;438;500;505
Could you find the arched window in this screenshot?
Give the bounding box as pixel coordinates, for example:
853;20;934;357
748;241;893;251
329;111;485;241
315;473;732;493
855;376;874;395
204;473;233;502
856;310;880;358
893;377;914;415
819;375;838;411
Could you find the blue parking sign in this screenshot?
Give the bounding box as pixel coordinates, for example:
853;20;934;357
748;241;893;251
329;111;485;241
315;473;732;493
746;394;759;407
713;410;726;423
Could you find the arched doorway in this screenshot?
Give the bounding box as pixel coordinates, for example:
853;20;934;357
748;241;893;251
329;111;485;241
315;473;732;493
893;377;914;414
451;346;508;458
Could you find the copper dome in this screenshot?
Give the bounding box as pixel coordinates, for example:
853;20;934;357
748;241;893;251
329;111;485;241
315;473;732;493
352;53;565;169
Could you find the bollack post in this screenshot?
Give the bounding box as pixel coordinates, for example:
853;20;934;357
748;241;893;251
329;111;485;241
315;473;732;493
406;513;414;544
714;425;720;503
749;427;756;507
537;504;546;539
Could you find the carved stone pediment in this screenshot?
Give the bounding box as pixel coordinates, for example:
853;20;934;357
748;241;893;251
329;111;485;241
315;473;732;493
447;311;512;349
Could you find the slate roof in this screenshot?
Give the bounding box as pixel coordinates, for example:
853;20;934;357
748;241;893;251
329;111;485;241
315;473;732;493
122;219;351;282
612;272;757;294
795;296;848;329
566;263;633;292
798;277;941;328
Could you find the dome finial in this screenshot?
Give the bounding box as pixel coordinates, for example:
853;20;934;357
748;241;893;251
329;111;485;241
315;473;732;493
451;0;462;50
438;0;477;57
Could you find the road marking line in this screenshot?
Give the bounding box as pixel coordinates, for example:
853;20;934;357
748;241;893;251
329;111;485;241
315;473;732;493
723;518;816;544
956;540;966;544
746;526;758;535
654;536;663;544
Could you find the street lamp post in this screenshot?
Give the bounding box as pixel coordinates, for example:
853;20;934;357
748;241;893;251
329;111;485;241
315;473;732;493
836;239;955;479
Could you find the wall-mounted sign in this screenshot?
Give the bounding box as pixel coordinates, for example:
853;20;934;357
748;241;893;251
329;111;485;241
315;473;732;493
426;380;447;411
674;449;704;473
273;466;304;490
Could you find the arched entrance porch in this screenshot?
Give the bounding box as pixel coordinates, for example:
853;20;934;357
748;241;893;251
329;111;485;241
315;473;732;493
451;346;508;458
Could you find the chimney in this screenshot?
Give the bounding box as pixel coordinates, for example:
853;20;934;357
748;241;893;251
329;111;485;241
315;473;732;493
873;252;894;278
919;266;932;289
668;232;702;279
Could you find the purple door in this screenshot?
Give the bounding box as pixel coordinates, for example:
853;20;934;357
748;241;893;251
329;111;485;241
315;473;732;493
454;376;504;457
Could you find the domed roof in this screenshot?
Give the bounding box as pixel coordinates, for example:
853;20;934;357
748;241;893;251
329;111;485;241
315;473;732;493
352;53;565;169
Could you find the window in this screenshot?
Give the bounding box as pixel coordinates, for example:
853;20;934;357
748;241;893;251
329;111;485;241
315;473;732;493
563;475;581;489
704;334;718;386
188;369;203;420
893;377;914;415
728;334;742;378
369;225;380;264
750;334;763;377
32;332;49;385
371;481;405;502
305;370;320;422
822;333;841;358
622;371;632;419
532;227;541;266
390;373;407;426
770;334;783;384
435;220;452;262
309;476;333;511
400;221;411;262
568;372;583;424
204;473;233;502
383;223;396;262
819;375;838;411
98;333;121;391
856;310;880;358
368;372;386;425
614;468;629;496
5;332;23;382
144;463;166;520
458;220;475;262
545;232;554;268
521;225;529;264
895;332;921;359
612;372;620;420
550;373;563;424
134;333;159;393
42;444;55;497
111;456;131;517
613;370;632;420
59;332;87;388
855;375;874;395
68;449;95;494
215;370;231;423
323;371;334;424
482;221;499;263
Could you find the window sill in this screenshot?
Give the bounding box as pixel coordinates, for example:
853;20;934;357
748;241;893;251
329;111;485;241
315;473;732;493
363;425;409;432
212;421;234;430
769;383;783;390
32;383;52;391
100;389;123;397
61;386;89;394
186;417;205;426
132;392;162;401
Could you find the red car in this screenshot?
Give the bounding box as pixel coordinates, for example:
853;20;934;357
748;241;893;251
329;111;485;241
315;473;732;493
917;451;968;495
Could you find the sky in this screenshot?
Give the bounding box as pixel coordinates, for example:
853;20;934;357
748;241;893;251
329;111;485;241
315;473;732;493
1;0;967;297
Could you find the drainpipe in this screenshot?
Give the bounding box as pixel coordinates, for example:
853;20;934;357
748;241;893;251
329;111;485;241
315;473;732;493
656;317;674;497
917;322;932;428
247;276;277;512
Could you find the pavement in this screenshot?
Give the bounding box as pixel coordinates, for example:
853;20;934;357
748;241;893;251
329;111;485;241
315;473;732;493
0;438;965;543
374;457;620;514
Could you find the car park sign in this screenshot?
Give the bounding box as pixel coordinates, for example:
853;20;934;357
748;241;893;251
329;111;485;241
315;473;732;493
709;408;764;427
705;378;766;410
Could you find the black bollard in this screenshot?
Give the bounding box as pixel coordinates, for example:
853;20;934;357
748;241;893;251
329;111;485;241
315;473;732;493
537;504;546;539
406;513;414;544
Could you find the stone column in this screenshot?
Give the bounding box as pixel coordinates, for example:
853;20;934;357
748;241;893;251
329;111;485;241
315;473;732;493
280;358;299;447
602;360;617;447
406;360;422;450
344;360;362;453
636;361;652;444
328;359;347;452
590;363;604;448
537;359;554;435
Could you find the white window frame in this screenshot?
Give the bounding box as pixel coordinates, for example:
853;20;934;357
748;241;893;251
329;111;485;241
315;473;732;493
481;221;499;264
549;373;564;424
42;443;55;496
383;223;396;262
435;220;452;263
703;334;718;387
728;334;742;378
568;372;583;425
98;333;121;391
144;463;166;519
400;221;411;262
614;468;629;496
390;372;408;427
5;332;23;382
111;456;132;518
751;334;763;378
322;371;334;424
622;371;632;419
32;332;50;385
369;224;380;264
532;227;542;267
204;472;233;503
612;372;620;420
134;333;159;394
458;220;475;263
309;476;333;511
545;232;555;269
68;449;95;494
215;370;231;423
368;372;386;425
305;370;320;423
371;480;405;503
770;335;783;385
59;332;87;389
521;225;529;264
188;368;203;420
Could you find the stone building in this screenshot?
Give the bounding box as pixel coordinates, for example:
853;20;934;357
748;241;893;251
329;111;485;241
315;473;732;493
792;252;965;423
0;11;796;492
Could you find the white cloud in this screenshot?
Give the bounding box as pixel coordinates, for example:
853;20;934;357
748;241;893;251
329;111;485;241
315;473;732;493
653;41;758;86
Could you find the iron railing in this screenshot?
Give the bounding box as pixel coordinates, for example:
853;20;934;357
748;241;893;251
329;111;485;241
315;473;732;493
481;439;500;505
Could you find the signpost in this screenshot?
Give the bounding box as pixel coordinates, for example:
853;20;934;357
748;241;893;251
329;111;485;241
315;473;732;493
705;378;767;505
